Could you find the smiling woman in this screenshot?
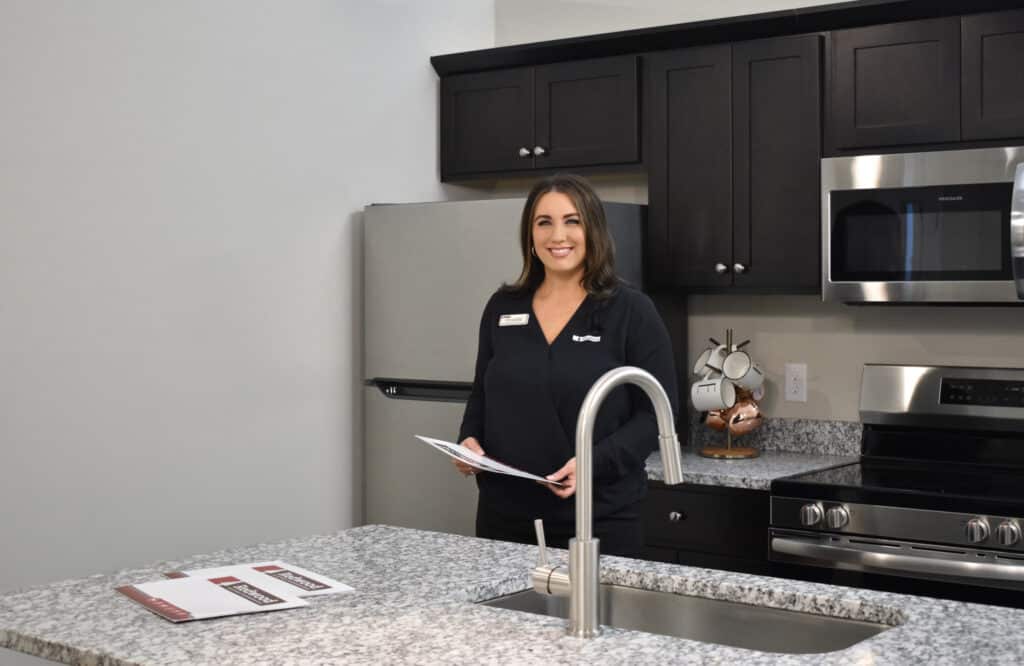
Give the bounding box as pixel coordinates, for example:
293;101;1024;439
452;174;679;558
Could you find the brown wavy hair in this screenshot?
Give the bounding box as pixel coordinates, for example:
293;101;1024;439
503;174;620;299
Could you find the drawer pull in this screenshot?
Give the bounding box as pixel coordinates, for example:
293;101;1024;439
668;511;686;522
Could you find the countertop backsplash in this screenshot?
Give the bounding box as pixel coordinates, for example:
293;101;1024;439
685;413;862;457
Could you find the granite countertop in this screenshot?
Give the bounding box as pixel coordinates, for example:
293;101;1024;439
3;525;1023;665
645;450;856;490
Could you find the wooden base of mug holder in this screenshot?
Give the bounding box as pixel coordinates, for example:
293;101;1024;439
699;445;759;459
698;430;760;459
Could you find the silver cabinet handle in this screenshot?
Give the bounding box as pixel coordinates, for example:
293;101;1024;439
519;147;531;158
533;146;547;157
714;263;729;274
734;263;747;274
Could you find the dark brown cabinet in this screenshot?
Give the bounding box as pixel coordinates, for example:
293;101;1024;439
646;35;821;292
642;482;770;573
828;17;960;151
440;55;639;180
962;9;1024;141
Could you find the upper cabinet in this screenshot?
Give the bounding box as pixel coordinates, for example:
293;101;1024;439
440;55;639;180
828;10;1024;153
646;35;821;292
962;9;1024;141
828;17;960;151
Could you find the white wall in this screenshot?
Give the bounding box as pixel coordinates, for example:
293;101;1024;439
496;0;830;46
0;0;494;596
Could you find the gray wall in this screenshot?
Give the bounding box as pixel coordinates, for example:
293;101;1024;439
0;0;494;599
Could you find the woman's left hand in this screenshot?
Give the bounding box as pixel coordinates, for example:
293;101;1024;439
544;457;577;498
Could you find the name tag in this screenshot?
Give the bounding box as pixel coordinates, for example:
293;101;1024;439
499;313;530;327
572;334;602;343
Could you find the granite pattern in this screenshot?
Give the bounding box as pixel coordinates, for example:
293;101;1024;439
688;416;862;457
645;450;857;490
3;525;1024;665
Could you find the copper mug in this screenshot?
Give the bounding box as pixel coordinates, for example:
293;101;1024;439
727;397;763;437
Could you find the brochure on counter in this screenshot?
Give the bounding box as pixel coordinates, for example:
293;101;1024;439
116;561;352;623
414;435;564;486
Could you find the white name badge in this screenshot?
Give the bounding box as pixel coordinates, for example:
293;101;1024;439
572;334;601;343
498;313;530;327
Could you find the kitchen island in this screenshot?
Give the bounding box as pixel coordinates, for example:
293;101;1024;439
1;525;1020;664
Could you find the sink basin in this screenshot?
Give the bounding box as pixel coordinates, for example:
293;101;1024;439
479;584;890;654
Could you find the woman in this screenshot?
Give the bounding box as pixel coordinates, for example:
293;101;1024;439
453;174;678;558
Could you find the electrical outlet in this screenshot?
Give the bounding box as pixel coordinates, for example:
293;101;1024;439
785;362;808;402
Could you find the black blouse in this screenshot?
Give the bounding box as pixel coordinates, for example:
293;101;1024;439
458;285;678;528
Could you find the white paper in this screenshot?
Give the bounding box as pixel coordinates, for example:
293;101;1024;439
414;435;565;486
163;561;353;598
117;575;308;622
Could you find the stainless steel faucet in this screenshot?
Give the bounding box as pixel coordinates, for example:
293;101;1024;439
531;366;684;638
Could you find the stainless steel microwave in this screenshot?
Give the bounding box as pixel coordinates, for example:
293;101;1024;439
822;147;1024;303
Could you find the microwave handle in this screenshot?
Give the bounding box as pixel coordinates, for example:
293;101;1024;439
1013;163;1024;299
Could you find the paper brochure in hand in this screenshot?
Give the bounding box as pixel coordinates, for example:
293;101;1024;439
414;435;565;486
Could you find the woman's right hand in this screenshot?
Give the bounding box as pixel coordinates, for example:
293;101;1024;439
453;437;485;477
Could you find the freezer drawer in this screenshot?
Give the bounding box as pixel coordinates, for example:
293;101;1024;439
363;386;477;536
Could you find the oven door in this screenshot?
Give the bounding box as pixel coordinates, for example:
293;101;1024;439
822;146;1024;303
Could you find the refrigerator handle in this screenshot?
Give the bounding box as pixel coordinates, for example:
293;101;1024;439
367;378;473;403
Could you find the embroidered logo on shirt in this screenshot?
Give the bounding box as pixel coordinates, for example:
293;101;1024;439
498;313;529;327
572;334;601;343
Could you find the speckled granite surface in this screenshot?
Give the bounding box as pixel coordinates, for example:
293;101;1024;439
3;525;1023;665
645;450;857;490
688;417;862;457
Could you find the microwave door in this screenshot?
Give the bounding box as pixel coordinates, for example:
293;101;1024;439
1013;164;1024;299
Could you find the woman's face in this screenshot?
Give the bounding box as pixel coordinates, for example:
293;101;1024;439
531;191;586;280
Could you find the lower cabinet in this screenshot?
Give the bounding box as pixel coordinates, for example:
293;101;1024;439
642;482;770;574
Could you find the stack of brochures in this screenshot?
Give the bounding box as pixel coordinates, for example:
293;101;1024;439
116;561;353;622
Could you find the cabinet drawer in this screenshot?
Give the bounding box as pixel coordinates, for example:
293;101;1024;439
642;483;769;558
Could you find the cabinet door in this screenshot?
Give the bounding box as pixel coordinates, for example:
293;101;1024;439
963;10;1024;141
535;56;639;169
643;484;769;559
441;68;533;178
733;35;821;291
645;46;733;289
830;18;960;150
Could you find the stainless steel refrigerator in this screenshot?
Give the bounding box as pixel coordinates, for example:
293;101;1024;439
362;198;645;536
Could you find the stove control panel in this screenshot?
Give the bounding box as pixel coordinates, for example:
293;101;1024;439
772;496;1024;552
941;377;1024;408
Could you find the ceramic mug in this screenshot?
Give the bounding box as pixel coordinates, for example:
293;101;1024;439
691;375;737;412
694;344;729;374
721;350;765;391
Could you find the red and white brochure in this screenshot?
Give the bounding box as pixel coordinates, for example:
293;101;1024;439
163;560;353;598
116;575;308;623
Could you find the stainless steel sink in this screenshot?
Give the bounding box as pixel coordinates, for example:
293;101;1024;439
479;584;890;654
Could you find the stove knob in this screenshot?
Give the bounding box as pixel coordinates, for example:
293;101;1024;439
996;521;1022;547
799;503;824;527
825;506;850;530
965;518;990;544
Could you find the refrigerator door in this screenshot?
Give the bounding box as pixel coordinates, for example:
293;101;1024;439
364;199;523;382
364;385;477;536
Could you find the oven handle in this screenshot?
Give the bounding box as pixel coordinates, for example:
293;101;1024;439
1012;163;1024;299
772;537;1024;583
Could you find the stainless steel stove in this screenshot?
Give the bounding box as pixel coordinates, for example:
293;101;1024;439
771;365;1024;592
